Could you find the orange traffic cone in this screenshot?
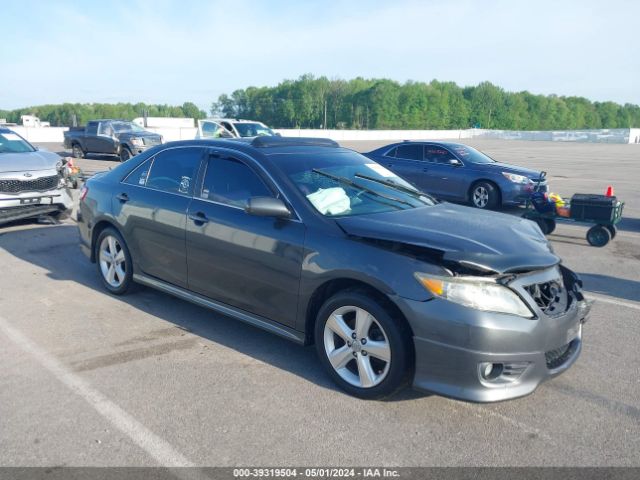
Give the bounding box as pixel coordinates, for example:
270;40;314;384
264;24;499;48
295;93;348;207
605;185;614;197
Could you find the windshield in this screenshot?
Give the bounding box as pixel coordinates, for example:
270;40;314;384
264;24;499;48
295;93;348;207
0;131;36;153
450;144;495;164
111;122;146;133
277;150;436;217
234;122;275;137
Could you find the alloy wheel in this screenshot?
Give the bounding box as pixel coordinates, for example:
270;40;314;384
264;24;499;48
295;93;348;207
473;186;489;208
323;306;391;388
99;235;126;288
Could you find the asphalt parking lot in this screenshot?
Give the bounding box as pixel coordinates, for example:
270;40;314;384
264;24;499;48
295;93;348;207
1;139;639;467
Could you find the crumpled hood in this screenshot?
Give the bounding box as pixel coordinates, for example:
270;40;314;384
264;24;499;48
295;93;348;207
336;203;559;273
0;150;61;173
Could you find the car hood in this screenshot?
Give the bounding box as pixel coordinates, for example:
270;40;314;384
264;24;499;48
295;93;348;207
117;131;160;139
482;162;542;179
0;150;61;173
335;203;559;274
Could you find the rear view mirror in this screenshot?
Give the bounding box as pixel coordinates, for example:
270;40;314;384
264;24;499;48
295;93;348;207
245;197;291;218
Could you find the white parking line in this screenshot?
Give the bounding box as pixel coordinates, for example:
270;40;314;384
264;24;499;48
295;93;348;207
0;316;194;468
586;293;640;311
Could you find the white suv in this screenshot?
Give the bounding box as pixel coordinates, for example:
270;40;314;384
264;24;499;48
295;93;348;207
197;118;277;139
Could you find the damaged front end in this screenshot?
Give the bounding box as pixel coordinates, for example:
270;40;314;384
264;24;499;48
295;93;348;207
0;166;73;226
343;228;590;401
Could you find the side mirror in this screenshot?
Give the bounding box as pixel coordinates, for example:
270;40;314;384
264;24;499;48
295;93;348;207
449;159;462;167
275;132;282;137
245;196;291;218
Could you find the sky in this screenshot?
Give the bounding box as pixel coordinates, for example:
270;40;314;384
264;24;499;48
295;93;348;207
1;0;639;111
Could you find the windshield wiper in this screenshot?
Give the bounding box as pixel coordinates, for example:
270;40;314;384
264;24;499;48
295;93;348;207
311;169;415;208
354;173;436;202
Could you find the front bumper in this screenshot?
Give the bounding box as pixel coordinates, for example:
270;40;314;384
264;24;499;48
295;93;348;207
501;181;548;206
0;188;73;224
395;268;591;402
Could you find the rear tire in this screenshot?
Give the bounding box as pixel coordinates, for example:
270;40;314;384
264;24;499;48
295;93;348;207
95;227;135;295
470;181;499;209
314;290;413;400
605;225;617;239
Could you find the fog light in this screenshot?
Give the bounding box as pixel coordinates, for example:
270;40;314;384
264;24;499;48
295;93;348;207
479;362;503;381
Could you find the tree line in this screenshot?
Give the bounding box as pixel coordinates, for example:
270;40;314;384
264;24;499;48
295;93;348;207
0;102;206;127
2;76;639;130
211;75;640;130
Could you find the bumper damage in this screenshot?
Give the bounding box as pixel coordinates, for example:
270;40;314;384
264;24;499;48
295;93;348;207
0;188;73;225
396;265;591;402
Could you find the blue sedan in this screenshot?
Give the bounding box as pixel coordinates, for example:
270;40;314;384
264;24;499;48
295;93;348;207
365;141;547;209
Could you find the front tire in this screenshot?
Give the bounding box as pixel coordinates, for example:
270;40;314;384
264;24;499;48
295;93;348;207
95;228;134;294
314;290;413;399
120;147;132;162
470;181;499;209
71;143;84;159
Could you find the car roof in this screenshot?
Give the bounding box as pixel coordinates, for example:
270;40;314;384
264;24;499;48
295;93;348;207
87;119;133;123
163;136;342;156
396;140;466;148
208;118;267;124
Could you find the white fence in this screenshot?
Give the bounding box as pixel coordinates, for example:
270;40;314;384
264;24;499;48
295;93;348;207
8;126;640;144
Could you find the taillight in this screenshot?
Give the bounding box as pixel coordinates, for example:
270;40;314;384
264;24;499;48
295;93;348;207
80;185;89;201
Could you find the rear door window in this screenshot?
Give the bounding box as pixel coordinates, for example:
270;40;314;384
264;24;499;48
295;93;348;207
144;147;203;195
384;147;397;158
395;144;424;161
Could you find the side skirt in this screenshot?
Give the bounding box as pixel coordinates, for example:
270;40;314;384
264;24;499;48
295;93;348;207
132;273;306;344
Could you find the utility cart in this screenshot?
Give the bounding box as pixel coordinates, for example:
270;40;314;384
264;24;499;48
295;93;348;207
521;172;624;247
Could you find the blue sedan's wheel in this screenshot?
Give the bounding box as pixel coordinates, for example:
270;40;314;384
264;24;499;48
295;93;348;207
471;181;499;209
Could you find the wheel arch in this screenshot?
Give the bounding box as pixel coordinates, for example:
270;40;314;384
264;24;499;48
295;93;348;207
90;219;123;262
468;178;502;205
304;278;413;345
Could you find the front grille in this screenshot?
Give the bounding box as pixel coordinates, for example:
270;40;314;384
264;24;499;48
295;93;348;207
524;279;568;316
545;340;578;369
143;137;161;146
0;175;59;194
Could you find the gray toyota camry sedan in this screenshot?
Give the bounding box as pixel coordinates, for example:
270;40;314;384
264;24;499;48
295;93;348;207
78;137;591;402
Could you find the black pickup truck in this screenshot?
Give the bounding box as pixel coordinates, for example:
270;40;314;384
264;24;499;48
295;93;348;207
63;120;163;161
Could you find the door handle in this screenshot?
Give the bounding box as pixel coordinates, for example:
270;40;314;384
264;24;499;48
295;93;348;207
116;193;129;202
189;211;209;225
422;168;428;173
386;163;393;168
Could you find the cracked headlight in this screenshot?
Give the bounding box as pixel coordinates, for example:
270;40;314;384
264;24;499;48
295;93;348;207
415;273;534;318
